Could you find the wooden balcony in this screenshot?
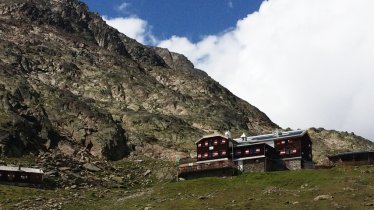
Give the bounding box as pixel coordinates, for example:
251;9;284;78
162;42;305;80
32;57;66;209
178;160;236;175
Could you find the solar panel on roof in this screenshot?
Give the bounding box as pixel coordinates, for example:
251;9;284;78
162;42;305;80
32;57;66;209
233;130;306;143
252;136;273;140
289;130;304;135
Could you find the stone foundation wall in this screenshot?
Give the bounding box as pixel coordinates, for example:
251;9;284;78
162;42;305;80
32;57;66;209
242;158;268;172
285;159;301;170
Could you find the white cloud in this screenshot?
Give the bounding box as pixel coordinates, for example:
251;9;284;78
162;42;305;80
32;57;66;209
105;0;374;140
103;16;157;44
158;0;374;140
117;2;129;12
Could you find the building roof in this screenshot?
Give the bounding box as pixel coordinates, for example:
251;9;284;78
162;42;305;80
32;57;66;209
234;141;269;147
195;133;228;144
233;130;307;144
0;166;44;174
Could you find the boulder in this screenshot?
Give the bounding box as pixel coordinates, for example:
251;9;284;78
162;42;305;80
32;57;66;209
143;169;151;176
83;163;101;172
314;195;333;201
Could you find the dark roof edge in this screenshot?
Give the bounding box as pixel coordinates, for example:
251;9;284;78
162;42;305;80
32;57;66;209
327;150;374;158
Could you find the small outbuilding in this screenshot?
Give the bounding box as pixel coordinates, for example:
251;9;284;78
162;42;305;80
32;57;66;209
0;166;44;184
328;151;374;166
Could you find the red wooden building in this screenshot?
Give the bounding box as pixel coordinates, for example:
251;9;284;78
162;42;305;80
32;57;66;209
196;134;231;163
179;134;237;179
234;130;313;170
178;130;313;179
232;142;282;172
273;131;313;169
0;166;44;184
328;151;374;166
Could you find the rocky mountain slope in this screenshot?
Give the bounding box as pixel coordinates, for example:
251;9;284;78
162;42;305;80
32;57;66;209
0;0;276;160
308;128;374;164
0;0;373;163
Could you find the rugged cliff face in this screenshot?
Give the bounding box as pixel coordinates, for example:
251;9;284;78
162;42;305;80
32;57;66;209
0;0;277;160
308;128;374;164
0;0;372;162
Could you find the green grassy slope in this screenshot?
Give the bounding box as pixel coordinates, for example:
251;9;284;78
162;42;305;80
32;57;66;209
1;166;374;210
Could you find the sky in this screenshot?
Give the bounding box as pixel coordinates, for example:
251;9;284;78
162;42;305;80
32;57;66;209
81;0;374;141
81;0;263;42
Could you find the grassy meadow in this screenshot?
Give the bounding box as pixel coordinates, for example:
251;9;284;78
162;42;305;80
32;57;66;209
1;165;374;210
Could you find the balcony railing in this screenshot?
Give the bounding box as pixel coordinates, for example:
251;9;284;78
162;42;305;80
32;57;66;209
179;157;197;165
178;160;236;174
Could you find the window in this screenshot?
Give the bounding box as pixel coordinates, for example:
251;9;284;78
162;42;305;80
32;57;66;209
198;143;202;147
292;149;297;154
245;149;250;155
20;175;28;180
213;152;219;157
281;140;285;144
198;154;202;159
255;148;261;153
214;140;218;145
204;141;209;146
204;153;208;158
280;150;286;155
221;151;227;156
288;140;293;144
236;150;242;155
209;151;213;158
8;174;15;180
222;139;226;144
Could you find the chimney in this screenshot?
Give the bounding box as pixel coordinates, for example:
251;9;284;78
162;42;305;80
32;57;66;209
240;132;247;141
225;131;232;139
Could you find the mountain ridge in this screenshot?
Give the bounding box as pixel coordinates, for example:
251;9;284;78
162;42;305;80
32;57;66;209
0;0;277;161
0;0;372;163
